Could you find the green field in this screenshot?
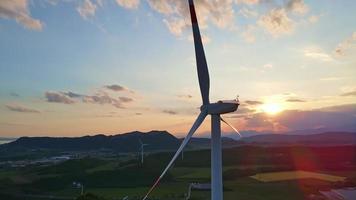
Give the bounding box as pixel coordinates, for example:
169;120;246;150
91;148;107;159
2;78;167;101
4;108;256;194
0;164;352;200
251;170;346;182
0;145;355;200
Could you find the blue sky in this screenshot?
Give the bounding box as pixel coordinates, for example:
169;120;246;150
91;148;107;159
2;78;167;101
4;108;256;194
0;0;355;137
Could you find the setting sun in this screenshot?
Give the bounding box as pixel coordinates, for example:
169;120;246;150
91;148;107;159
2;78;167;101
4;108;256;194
262;103;283;115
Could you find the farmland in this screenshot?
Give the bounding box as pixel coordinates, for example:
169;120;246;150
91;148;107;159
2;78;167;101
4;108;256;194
0;145;355;200
251;170;346;182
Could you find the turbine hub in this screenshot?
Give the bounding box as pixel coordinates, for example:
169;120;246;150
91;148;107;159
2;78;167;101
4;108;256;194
201;99;239;115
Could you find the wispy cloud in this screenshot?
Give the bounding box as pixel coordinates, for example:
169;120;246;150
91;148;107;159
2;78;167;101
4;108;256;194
44;84;136;109
83;94;126;108
45;91;75;104
118;96;134;103
6;103;40;113
162;109;178;115
239;7;258;18
341;90;356;97
0;0;43;30
2;0;315;43
235;0;260;5
9;92;20;97
258;8;294;37
334;32;356;56
320;77;345;81
245;100;263;105
77;0;97;20
177;94;193;99
286;0;308;15
286;98;306;102
241;25;256;43
303;47;333;62
115;0;140;9
308;15;319;23
240;104;356;132
62;91;84;98
148;0;236;37
104;84;132;92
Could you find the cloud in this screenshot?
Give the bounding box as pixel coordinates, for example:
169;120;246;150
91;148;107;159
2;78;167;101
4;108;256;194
241;25;256;43
45;86;135;109
238;106;255;114
177;94;193;99
273;105;356;131
235;0;260;5
9;92;20;97
45;91;75;104
263;63;273;69
258;8;294;37
115;0;140;9
83;94;125;108
303;47;333;62
0;0;43;30
319;77;344;81
229;105;255;118
241;104;356;132
250;0;309;37
245;100;263;105
163;17;187;36
319;104;356;114
6;104;40;113
148;0;174;14
148;0;235;37
334;32;356;56
162;109;178;115
104;84;129;92
77;0;97;20
244;112;275;131
2;0;313;42
308;15;319;23
286;98;306;102
62;91;84;98
341;90;356;97
119;96;134;102
239;7;258;18
286;0;308;15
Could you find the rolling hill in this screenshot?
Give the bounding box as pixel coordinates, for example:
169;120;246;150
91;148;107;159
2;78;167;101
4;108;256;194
1;130;180;152
1;131;355;152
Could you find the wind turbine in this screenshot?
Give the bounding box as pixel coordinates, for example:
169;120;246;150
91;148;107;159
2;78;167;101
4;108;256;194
142;0;240;199
139;139;149;164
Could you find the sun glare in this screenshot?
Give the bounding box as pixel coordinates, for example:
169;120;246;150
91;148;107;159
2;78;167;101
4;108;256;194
262;103;283;115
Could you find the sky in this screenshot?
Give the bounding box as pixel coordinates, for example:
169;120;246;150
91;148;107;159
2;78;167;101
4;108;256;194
0;0;355;138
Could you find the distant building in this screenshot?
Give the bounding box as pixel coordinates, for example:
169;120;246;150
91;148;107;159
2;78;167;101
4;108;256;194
320;187;356;200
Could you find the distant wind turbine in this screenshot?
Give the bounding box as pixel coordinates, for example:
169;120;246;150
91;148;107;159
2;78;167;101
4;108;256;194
142;0;240;200
139;139;149;164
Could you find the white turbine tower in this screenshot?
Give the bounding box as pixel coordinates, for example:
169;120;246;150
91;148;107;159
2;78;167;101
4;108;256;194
139;139;149;164
142;0;240;199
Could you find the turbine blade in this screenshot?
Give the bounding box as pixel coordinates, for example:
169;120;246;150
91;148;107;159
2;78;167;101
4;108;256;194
220;117;242;137
189;0;210;105
142;109;208;200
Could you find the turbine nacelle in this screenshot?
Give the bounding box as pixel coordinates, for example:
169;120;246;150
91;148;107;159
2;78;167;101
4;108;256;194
201;99;239;115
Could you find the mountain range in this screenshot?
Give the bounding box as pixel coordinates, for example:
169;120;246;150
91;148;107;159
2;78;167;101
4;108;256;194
1;130;179;152
1;131;355;152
